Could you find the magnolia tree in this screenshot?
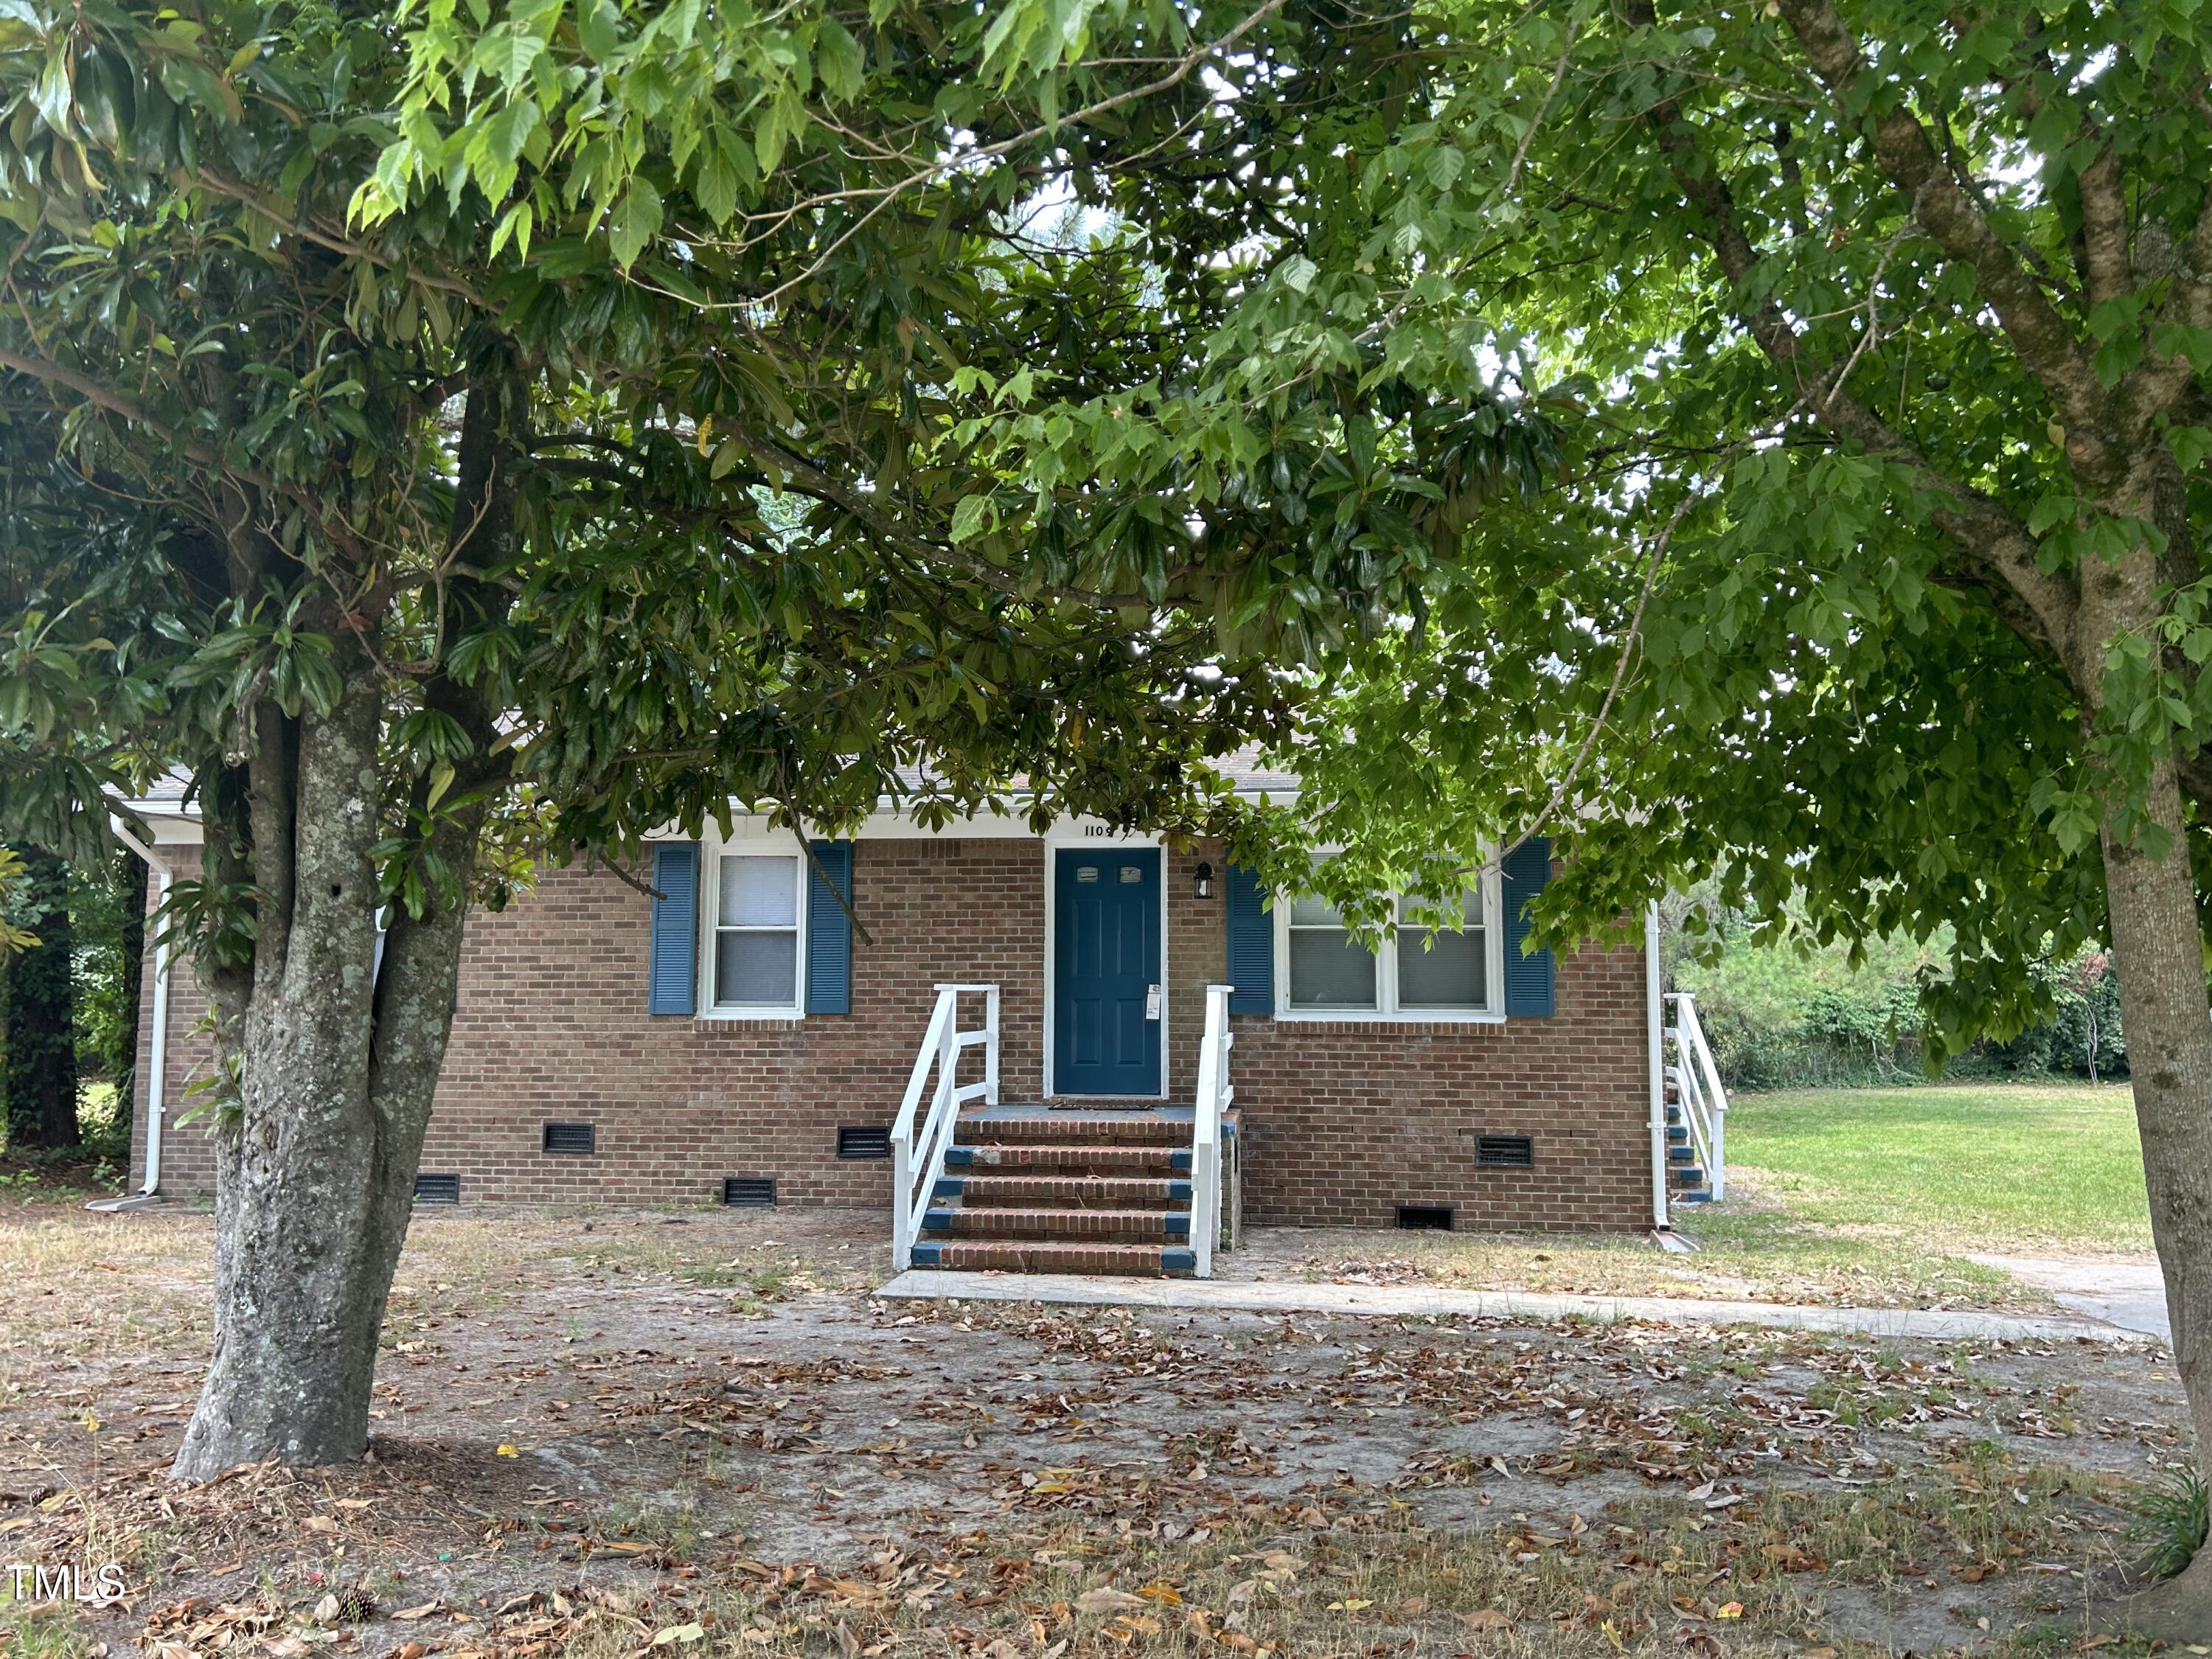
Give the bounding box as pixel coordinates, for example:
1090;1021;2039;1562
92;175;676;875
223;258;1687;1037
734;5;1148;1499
1040;0;2206;1629
0;0;1546;1480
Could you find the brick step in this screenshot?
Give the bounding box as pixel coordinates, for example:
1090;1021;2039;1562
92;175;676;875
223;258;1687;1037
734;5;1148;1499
1667;1144;1697;1164
922;1206;1190;1242
933;1175;1192;1208
1668;1164;1706;1188
955;1113;1189;1147
944;1144;1192;1175
908;1239;1196;1276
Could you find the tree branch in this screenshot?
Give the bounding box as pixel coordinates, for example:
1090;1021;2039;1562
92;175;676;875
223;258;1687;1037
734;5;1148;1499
185;170;483;304
1627;62;2079;657
2070;142;2134;311
1770;0;2106;428
0;343;378;564
715;422;1180;611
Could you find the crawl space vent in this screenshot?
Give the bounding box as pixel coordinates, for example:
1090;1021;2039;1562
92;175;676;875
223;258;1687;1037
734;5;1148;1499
1396;1204;1454;1231
838;1125;893;1160
413;1172;460;1204
541;1121;597;1155
1477;1134;1536;1169
723;1177;778;1208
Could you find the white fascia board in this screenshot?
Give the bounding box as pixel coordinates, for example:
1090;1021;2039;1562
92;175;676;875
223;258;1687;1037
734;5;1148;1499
658;785;1297;844
108;806;203;850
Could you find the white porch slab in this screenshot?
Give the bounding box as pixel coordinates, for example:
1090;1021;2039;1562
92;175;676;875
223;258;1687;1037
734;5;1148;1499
875;1270;2158;1344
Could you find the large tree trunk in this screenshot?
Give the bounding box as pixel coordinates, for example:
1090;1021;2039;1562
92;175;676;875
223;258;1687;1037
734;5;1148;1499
173;676;415;1475
170;675;484;1479
2098;757;2212;1636
2079;463;2212;1635
173;369;516;1480
3;846;79;1151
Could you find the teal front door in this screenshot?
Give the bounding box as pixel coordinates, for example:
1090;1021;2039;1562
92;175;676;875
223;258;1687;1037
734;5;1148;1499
1053;849;1162;1096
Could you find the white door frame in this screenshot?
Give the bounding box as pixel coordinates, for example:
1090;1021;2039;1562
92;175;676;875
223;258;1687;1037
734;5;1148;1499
1040;830;1170;1101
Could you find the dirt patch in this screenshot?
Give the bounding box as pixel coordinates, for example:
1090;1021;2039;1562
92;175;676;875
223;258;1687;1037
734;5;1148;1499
0;1203;2196;1658
1234;1203;2074;1316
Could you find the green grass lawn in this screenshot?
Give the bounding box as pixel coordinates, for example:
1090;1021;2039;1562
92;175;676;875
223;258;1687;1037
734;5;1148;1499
1722;1079;2154;1255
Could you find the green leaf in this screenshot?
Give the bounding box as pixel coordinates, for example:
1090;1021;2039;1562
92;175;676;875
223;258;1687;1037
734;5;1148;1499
577;0;621;61
2093;333;2143;388
692;143;738;224
471;26;544;84
606;178;662;268
950;494;997;543
815;19;863;102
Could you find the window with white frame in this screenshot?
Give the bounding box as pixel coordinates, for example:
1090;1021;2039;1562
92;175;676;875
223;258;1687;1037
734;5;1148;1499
712;852;803;1011
1281;885;1493;1017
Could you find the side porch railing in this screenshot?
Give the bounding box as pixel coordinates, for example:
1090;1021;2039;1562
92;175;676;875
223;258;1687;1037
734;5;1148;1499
1661;990;1730;1201
1191;983;1236;1277
891;983;1000;1270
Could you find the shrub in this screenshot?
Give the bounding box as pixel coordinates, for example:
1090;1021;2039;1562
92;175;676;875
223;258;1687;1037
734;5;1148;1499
1673;911;2124;1091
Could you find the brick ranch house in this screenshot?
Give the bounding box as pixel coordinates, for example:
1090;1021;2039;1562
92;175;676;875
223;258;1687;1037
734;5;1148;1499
116;765;1700;1276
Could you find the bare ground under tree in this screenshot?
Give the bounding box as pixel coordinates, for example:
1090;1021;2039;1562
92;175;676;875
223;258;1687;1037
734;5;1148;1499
0;1202;2197;1658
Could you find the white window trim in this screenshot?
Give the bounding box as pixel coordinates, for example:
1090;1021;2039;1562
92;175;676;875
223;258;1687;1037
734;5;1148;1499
1271;872;1506;1023
695;827;810;1022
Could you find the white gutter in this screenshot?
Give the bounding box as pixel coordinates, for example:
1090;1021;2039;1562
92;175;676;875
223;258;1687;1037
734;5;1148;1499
1646;900;1669;1231
108;822;171;1198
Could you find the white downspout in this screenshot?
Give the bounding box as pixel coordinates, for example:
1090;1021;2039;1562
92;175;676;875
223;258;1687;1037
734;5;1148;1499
139;864;171;1196
108;823;171;1198
1646;900;1669;1231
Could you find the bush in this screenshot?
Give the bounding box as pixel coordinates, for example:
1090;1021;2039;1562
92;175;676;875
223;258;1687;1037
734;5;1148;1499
1673;912;2125;1091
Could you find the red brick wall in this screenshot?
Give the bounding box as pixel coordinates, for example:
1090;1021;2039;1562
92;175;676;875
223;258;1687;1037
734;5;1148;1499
422;838;1046;1206
133;834;1657;1231
1169;840;1654;1232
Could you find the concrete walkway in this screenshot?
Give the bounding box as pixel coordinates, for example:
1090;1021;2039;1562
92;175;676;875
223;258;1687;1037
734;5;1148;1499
1966;1253;2173;1341
877;1269;2160;1344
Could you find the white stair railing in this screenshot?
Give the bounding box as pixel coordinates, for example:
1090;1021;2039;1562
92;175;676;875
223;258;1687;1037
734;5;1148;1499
1190;984;1234;1278
891;983;1000;1270
1661;990;1730;1201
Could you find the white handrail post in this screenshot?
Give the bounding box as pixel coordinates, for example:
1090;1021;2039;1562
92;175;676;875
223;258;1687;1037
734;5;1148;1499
1190;984;1234;1279
892;1135;914;1270
941;992;958;1095
1713;1099;1727;1201
984;985;1001;1105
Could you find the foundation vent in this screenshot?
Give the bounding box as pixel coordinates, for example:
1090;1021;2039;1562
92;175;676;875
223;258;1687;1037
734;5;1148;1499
723;1177;778;1208
542;1121;597;1155
1478;1135;1535;1169
1396;1204;1454;1231
838;1125;892;1160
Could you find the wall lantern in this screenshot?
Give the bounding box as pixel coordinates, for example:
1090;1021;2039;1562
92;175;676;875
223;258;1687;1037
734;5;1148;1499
1193;862;1216;900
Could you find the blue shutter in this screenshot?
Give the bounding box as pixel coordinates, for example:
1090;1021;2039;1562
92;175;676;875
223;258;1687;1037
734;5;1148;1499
648;843;699;1015
1501;837;1555;1018
805;841;854;1015
1225;863;1273;1015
